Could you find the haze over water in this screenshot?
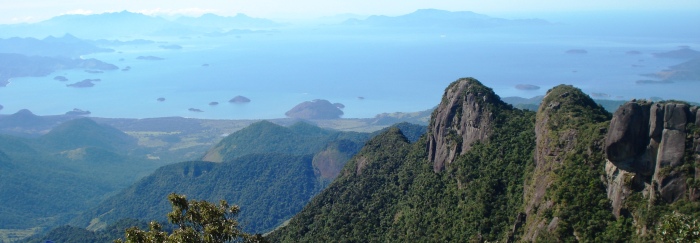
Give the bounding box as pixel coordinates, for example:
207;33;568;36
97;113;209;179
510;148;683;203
0;10;698;119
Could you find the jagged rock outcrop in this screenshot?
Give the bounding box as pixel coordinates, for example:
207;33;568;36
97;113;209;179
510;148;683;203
427;78;506;172
605;101;699;211
605;102;654;175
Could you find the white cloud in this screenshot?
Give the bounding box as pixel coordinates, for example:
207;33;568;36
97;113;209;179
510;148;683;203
10;16;35;23
134;8;219;17
61;9;94;15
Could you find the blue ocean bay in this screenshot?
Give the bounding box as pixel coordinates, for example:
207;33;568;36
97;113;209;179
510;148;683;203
0;28;695;119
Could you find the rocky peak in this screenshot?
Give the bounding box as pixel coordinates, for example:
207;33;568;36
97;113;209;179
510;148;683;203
426;77;506;172
605;100;699;206
523;84;609;240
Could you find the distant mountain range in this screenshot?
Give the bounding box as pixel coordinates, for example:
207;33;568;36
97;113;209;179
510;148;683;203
174;13;281;30
0;9;555;38
341;9;550;28
0;11;282;38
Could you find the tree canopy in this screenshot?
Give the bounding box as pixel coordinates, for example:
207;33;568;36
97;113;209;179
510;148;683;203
115;193;265;243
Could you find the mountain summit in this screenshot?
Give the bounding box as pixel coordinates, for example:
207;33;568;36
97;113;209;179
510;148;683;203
428;78;508;172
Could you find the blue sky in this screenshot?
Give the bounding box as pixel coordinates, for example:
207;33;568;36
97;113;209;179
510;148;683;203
2;0;700;24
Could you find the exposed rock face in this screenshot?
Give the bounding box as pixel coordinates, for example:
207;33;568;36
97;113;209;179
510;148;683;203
605;101;654;176
654;103;691;202
605;101;699;207
522;84;610;241
427;78;506;172
606;162;631;217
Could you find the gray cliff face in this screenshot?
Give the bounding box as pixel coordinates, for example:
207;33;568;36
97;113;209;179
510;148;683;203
522;85;602;241
605;101;699;212
605;102;654;176
427;78;504;172
654;103;692;202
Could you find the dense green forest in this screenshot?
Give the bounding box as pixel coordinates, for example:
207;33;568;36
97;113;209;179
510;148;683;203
21;219;151;243
269;78;700;242
69;121;426;235
268;80;537;242
0;118;164;242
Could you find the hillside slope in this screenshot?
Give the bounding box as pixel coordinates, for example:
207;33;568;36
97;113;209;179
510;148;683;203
0;119;159;242
269;78;537;241
71;121;410;234
269;78;700;242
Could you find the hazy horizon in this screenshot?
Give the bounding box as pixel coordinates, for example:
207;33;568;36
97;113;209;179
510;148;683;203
2;0;700;24
0;1;698;119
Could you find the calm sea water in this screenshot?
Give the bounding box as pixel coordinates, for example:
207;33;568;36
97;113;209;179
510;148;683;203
0;27;696;119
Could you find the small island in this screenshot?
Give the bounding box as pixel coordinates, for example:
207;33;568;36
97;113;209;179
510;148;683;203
157;97;166;102
285;99;344;120
85;70;103;74
188;108;203;112
53;76;68;82
202;64;210;67
159;44;183;50
229;95;251;103
626;51;641;55
566;49;588;54
0;104;3;111
137;56;165;61
65;108;91;116
122;66;131;71
515;84;540;91
357;96;365;100
67;79;100;88
209;102;219;106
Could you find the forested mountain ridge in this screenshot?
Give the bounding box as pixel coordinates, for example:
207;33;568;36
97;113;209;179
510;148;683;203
269;78;537;241
201;120;355;162
39;117;138;153
0;118;161;242
269;78;700;242
69;121;428;234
